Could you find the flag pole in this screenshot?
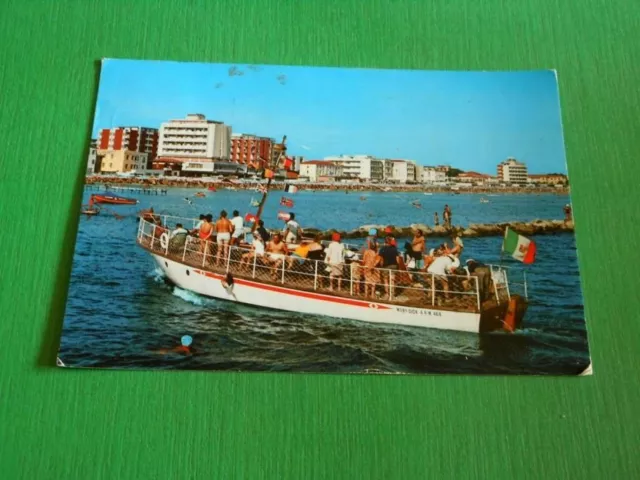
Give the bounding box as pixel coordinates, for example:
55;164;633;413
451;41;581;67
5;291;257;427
252;135;286;233
499;226;508;269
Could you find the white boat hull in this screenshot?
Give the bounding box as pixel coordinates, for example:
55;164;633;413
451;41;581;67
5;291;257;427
152;254;482;333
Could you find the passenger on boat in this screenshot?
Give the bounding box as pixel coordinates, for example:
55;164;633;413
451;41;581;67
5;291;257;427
287;240;312;269
239;235;265;270
306;234;325;261
230;210;244;245
282;212;303;244
409;230;426;269
266;234;289;276
449;233;464;257
191;214;205;235
256;219;271;243
361;242;379;298
376;236;401;297
427;254;460;300
464;259;491;302
324;233;345;291
170;223;188;241
198;214;214;250
215;210;233;266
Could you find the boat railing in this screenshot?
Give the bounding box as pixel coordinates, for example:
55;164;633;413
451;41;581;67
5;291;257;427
136;217;484;313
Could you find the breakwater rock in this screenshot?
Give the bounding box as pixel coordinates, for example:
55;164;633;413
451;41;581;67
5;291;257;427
304;219;574;240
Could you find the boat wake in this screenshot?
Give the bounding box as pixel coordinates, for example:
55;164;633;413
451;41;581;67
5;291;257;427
149;267;166;283
172;287;208;306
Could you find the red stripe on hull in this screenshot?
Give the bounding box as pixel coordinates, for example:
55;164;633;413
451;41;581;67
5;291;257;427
193;269;391;310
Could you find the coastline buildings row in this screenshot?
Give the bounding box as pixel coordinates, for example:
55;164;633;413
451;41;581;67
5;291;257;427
86;114;567;186
299;156;448;184
87;114;284;177
299;156;566;186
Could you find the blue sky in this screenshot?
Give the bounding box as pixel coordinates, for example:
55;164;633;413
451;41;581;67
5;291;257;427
93;59;568;174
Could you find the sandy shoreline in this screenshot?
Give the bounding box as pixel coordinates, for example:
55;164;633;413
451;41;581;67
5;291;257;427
84;176;569;195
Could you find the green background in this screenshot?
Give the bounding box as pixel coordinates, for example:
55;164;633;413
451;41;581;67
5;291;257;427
1;0;638;478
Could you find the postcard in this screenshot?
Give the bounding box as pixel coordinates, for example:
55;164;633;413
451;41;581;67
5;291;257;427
56;59;591;375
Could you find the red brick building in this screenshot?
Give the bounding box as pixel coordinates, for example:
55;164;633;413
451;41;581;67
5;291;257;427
98;127;159;166
230;134;274;169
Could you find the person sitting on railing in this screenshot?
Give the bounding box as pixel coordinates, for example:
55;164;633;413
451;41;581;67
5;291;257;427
239;235;265;270
265;233;289;278
325;233;345;291
427;254;460;302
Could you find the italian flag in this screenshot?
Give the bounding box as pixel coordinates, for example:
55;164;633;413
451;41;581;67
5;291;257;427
502;227;536;264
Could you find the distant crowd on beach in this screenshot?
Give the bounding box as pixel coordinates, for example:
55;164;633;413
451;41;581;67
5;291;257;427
85;176;569;195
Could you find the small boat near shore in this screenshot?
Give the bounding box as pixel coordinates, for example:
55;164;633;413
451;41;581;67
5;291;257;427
91;192;138;205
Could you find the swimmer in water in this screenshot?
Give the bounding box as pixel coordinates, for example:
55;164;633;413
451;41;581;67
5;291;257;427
154;335;194;355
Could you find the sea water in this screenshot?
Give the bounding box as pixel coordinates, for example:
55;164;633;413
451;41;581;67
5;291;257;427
58;188;589;374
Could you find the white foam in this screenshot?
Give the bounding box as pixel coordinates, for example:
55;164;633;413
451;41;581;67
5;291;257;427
172;287;205;306
149;267;165;283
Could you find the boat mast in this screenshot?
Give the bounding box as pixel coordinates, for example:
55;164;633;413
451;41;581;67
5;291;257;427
252;135;286;232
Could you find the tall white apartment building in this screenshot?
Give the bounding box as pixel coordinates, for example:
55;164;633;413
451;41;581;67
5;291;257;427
324;155;384;181
157;114;231;166
497;157;528;184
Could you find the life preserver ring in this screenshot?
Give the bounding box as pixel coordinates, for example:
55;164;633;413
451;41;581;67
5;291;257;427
160;232;169;250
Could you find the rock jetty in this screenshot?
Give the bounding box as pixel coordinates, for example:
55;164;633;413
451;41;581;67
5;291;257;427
304;219;574;240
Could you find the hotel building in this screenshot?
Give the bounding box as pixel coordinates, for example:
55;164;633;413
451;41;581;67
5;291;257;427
97;127;158;163
324;155;384;181
155;114;231;171
300;161;344;182
497;158;528;184
230;133;274;169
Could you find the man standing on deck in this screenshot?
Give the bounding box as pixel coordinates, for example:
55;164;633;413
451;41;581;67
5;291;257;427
283;212;303;244
215;210;233;266
410;229;426;270
256;219;271;244
230;210;244;245
376;236;401;298
191;214;205;235
325;233;345;291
